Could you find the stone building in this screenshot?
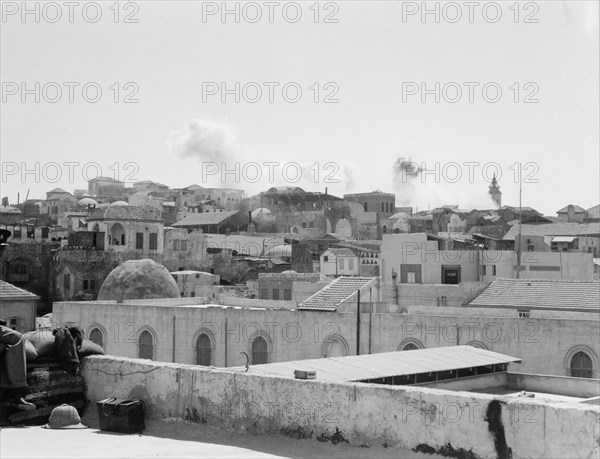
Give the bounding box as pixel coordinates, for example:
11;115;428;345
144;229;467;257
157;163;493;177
0;280;39;332
86;203;164;255
343;190;396;218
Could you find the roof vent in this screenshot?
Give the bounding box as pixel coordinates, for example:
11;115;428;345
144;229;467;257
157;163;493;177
294;370;316;380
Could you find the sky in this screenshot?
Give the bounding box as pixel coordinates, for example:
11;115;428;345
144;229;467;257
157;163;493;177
1;1;598;215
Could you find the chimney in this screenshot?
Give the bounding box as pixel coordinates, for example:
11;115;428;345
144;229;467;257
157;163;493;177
391;269;398;306
567;205;574;223
325;187;328;195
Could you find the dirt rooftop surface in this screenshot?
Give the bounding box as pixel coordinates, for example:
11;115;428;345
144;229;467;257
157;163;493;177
1;408;441;459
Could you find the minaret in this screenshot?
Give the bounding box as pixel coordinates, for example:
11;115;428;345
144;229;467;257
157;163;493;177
489;174;502;207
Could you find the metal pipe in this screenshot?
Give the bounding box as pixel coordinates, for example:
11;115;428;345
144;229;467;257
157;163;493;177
172;315;176;362
356;289;361;355
224;318;228;367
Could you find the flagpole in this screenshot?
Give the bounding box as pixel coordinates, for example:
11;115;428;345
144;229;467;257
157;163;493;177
516;171;522;279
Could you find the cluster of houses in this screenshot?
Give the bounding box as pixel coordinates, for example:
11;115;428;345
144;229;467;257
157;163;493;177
0;176;598;315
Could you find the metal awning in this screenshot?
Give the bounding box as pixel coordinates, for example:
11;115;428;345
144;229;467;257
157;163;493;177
245;346;521;383
552;236;578;243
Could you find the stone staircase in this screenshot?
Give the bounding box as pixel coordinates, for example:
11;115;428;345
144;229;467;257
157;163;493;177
1;358;86;425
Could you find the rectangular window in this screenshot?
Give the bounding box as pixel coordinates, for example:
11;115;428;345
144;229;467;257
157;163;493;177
173;239;180;251
309;221;314;228
90;279;96;290
284;289;292;301
149;233;158;250
492;265;496;275
260;288;269;299
338;258;345;270
13;227;22;238
323;255;329;262
482;265;487;275
181;240;188;251
348;258;354;270
302;222;307;228
83;280;89;290
407;272;416;283
400;264;422;284
136;233;144;250
272;289;280;300
120;234;125;245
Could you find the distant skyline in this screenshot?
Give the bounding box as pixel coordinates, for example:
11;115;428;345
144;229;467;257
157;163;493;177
1;1;598;215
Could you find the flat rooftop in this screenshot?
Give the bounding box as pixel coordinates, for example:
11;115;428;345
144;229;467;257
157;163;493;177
0;409;439;459
244;346;521;383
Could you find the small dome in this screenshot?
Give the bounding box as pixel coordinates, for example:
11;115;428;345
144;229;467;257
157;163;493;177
264;245;291;259
97;259;181;302
110;201;129;206
78;197;98;206
390;212;409;220
251;208;271;219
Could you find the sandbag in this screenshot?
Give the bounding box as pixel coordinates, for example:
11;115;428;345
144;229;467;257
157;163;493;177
23;330;55;358
79;340;104;357
24;339;38;361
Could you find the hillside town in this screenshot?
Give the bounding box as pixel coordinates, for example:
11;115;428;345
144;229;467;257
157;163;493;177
1;177;598;313
1;176;599;458
1;1;599;456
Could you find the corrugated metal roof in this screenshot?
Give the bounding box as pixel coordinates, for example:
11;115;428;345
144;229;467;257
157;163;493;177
551;236;577;243
468;278;600;311
503;222;600;240
245;346;520;383
172;211;238;227
299;277;376;311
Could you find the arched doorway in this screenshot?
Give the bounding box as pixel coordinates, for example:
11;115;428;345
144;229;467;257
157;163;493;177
251;336;268;365
138;330;154;360
571;352;593;378
195;333;212;366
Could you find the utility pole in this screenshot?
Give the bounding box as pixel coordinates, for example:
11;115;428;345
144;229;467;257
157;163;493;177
516;174;523;279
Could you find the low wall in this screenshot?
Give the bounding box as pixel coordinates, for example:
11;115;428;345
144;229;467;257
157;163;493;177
81;355;600;459
421;373;507;392
507;373;600;399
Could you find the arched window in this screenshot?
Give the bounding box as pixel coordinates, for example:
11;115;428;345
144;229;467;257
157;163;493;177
251;336;268;365
89;328;104;348
138;330;154;360
323;336;348;358
196;333;212;366
402;343;419;351
571;352;593;378
110;223;126;246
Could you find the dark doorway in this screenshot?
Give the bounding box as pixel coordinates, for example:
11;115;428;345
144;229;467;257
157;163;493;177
442;265;461;284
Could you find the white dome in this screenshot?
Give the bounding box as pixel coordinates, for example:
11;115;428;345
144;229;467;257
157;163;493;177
251;208;271;219
390;212;410;220
110;201;129;206
264;245;292;259
78;197;98;206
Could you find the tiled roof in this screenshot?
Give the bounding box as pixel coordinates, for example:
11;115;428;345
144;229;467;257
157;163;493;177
588;205;600;218
87;205;162;222
557;204;588;214
0;280;39;300
172;211;238;227
503;222;600;240
324;248;356;257
468;278;600;311
299;276;376;311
